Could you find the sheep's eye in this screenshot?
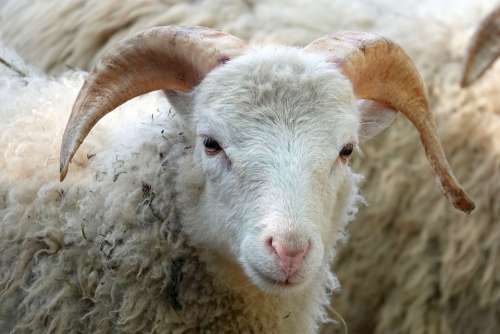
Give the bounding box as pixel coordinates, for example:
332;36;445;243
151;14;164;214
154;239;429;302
339;143;354;159
203;137;222;156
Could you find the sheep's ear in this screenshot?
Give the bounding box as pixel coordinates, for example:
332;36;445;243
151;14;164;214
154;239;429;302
164;90;194;117
358;99;397;142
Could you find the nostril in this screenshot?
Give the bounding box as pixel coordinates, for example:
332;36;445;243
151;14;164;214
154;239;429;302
267;238;312;278
266;236;276;254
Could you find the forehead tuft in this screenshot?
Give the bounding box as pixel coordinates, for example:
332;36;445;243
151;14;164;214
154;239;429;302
196;45;354;107
194;46;359;145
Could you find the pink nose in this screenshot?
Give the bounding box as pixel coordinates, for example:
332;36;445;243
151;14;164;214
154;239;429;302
268;238;310;278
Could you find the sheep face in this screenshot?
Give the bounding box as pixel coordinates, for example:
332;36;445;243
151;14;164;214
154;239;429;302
171;47;375;294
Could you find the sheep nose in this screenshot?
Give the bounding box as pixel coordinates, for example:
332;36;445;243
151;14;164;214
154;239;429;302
268;238;311;278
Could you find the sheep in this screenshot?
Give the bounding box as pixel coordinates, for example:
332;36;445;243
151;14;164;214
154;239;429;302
0;25;473;333
2;1;499;333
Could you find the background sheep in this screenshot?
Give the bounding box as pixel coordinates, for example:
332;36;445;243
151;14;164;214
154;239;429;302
0;0;493;75
1;1;500;333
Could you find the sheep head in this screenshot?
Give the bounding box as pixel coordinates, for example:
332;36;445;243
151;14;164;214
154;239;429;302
60;26;474;294
461;4;500;87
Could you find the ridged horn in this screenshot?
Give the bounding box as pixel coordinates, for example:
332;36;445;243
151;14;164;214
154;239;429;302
60;26;246;180
305;31;474;213
461;5;500;87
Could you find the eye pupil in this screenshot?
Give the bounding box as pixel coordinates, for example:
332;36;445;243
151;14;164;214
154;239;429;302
203;137;222;155
339;143;354;158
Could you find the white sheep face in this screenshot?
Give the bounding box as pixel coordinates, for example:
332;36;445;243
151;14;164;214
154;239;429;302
175;46;391;294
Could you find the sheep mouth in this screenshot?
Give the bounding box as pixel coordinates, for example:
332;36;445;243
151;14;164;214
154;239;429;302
248;264;304;289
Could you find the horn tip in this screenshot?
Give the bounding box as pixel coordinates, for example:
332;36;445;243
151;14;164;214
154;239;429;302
60;153;70;182
60;163;68;182
459;62;471;86
454;193;475;214
459;74;472;88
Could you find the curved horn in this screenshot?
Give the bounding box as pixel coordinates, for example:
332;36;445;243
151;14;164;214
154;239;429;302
60;26;246;180
305;31;474;213
461;5;500;87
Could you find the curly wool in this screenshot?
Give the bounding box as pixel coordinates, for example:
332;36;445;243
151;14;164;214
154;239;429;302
0;72;271;333
0;69;239;333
